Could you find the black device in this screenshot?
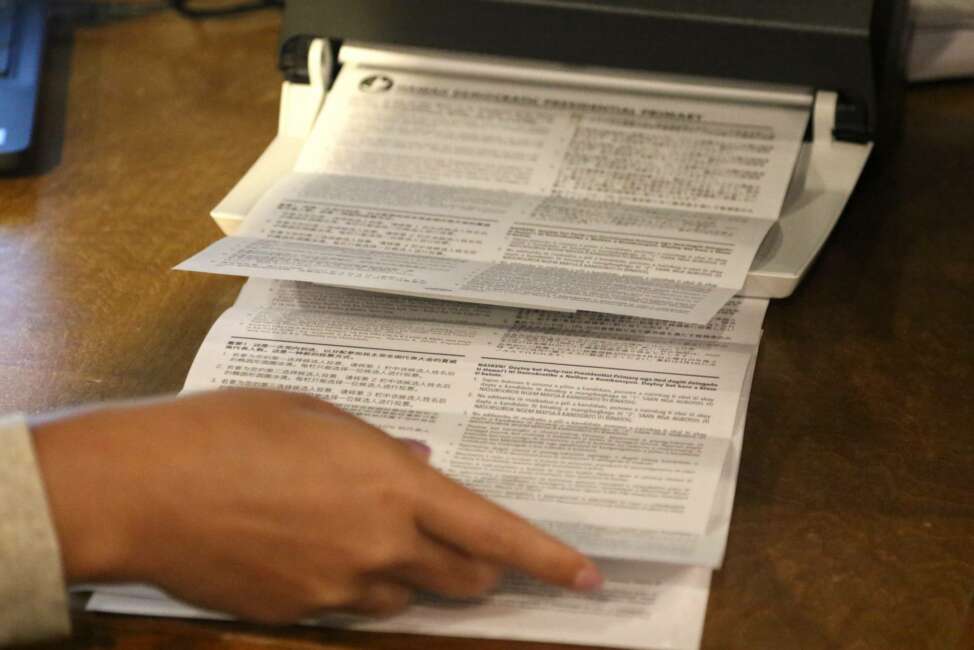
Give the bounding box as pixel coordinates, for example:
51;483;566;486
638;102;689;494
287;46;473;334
0;0;46;170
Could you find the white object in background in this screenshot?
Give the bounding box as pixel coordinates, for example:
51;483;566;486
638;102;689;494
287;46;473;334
908;0;974;80
88;562;711;650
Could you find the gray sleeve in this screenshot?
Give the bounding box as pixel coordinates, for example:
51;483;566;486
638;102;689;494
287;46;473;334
0;415;71;645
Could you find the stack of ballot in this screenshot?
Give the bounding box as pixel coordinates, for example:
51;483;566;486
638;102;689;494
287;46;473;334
85;62;810;650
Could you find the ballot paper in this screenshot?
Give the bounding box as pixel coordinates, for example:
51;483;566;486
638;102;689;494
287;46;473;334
178;65;807;323
87;562;711;650
84;418;756;649
191;279;763;563
84;289;762;649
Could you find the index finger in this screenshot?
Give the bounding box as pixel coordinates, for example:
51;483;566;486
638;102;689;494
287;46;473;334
414;468;602;592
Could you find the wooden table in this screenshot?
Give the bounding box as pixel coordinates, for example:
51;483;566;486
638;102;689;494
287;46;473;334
2;8;972;650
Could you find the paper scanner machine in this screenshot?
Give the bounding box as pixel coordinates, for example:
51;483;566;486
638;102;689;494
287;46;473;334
212;0;910;299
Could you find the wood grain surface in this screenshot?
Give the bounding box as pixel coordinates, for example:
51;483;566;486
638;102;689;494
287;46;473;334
1;6;972;650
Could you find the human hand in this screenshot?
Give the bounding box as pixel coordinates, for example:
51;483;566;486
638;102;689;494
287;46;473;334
30;390;601;623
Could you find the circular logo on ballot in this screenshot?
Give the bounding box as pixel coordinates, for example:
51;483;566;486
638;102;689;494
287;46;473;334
359;74;394;93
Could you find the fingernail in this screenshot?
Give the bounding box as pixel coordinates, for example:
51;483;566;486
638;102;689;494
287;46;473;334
399;438;432;460
573;563;603;591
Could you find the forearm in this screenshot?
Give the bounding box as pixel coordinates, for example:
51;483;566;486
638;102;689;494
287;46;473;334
16;390;599;627
0;415;70;646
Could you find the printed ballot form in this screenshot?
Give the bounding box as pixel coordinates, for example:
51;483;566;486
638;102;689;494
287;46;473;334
178;65;807;323
88;563;712;650
86;278;766;649
191;279;765;564
102;52;789;650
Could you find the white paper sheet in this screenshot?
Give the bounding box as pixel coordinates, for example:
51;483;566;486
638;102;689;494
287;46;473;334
178;65;806;324
84;284;766;648
296;67;804;219
87;561;711;650
177;280;764;562
82;341;761;650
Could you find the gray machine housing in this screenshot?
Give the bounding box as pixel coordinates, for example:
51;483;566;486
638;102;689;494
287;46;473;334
208;0;911;298
278;0;910;144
